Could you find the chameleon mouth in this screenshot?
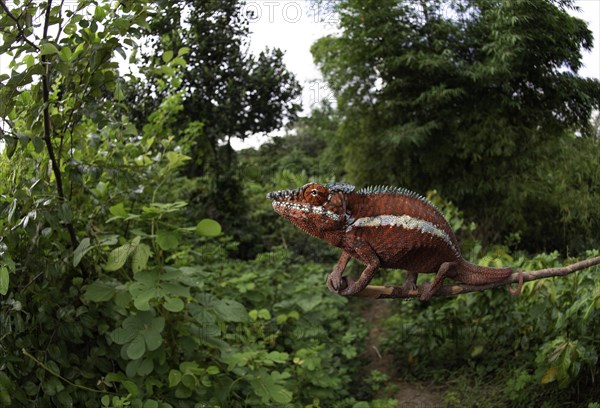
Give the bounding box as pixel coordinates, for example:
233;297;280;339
271;201;342;221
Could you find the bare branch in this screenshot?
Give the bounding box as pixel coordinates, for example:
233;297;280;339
54;0;66;43
353;255;600;299
42;0;52;38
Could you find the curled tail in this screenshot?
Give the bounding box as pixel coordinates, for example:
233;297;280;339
457;260;523;295
509;269;524;296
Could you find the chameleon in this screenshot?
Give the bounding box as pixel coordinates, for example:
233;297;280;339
267;182;523;301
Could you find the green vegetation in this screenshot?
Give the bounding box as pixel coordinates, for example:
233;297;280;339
312;0;600;252
1;0;600;407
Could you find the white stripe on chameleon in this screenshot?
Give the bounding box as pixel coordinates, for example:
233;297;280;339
348;214;458;253
272;201;341;221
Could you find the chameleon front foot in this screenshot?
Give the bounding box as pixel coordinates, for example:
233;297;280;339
326;275;362;296
326;274;348;293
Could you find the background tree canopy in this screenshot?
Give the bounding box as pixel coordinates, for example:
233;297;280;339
127;0;302;253
1;0;600;406
312;0;600;252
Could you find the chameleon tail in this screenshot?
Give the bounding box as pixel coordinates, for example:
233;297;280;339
508;269;524;296
456;260;513;284
457;260;523;295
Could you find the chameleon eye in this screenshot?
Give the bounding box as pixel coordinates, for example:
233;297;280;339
304;184;328;205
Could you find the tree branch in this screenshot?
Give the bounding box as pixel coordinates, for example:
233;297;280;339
353;255;600;299
0;0;40;51
39;0;79;250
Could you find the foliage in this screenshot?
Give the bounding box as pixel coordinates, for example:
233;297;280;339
238;103;343;259
130;0;301;145
311;0;600;252
125;0;303;246
379;198;600;406
3;0;600;407
0;2;371;406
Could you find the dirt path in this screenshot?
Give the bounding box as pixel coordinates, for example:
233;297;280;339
362;300;447;407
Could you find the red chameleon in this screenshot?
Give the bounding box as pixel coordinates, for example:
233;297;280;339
267;182;523;301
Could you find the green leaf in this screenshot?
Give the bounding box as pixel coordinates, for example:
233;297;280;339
266;351;289;364
131;243;151;273
114;81;125;101
129;282;155;311
103;244;130;271
103;237;140;271
31;136;44;153
171;56;187;67
206;366;219;375
137;358;154;376
142;399;159;408
111;327;136;345
162;282;190;299
165;151;191;169
156;229;179;250
23;54;35;68
109;203;128;217
160;65;175;76
214;299;248;322
181;374;196;388
93;5;107;21
196;219;221;237
73;237;91;267
40;43;59;56
83;281;115;302
168;370;182;387
73;43;85;58
174;385;192;399
0;267;9;296
126;359;141;378
143;329;163;352
177;47;190;56
59;47;73;62
163;296;184;312
122;313;146;331
147;316;165;337
249;371;293;404
297;293;322;312
126;334;146;360
162;50;174;63
55;390;73;407
471;345;484;358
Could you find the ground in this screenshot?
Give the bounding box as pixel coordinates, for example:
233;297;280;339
362;299;447;407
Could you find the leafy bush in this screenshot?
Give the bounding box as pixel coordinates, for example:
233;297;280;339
0;79;375;406
380;195;600;406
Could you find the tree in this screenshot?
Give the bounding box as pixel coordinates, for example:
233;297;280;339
312;0;600;251
0;2;368;405
238;102;344;258
127;0;302;240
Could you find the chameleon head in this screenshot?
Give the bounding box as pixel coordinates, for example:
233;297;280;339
266;182;352;238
